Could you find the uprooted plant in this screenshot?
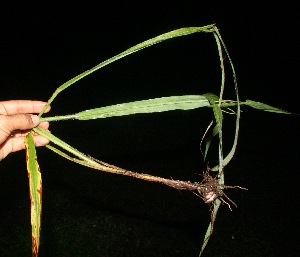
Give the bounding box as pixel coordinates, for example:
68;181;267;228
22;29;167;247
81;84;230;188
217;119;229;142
20;24;292;256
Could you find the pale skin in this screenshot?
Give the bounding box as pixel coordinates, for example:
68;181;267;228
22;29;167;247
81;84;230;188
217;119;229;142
0;100;51;161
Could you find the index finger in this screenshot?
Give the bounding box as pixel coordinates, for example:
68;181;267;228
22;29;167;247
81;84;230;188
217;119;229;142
0;100;51;115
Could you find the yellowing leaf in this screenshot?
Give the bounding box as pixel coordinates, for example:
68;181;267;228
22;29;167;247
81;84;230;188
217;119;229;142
25;132;42;257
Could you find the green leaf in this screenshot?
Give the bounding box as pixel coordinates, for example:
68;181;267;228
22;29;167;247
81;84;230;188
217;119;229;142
39;25;216;117
41;95;211;122
78;95;210;120
245;100;292;114
203;124;219;160
25;132;42;257
203;93;224;171
199;199;221;256
203;93;223;130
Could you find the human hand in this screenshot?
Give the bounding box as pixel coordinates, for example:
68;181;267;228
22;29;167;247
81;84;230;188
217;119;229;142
0;100;51;161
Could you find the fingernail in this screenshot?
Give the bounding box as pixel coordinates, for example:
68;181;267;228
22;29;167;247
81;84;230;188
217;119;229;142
31;115;40;125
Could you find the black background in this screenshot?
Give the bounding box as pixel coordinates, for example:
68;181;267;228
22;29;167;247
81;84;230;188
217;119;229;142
0;2;299;256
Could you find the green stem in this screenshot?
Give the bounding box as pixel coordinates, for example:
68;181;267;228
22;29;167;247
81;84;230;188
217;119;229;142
33;126;98;166
40;114;78;122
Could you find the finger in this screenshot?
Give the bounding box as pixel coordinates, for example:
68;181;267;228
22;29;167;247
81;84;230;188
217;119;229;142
0;134;50;160
39;121;50;130
0;100;51;115
8;125;50;144
0;135;28;160
33;135;50;147
11;123;50;137
0;114;40;134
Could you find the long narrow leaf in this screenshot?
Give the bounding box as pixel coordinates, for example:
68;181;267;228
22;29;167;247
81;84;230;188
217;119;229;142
245;100;292;114
78;95;210;119
203;93;224;172
199;199;221;256
203;124;219;160
41;95;210;122
39;25;216;116
25;132;42;257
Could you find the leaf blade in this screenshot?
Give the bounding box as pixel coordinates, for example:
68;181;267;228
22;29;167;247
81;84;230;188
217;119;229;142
25;132;42;257
39;25;216;116
199;199;221;256
245;100;292;114
77;95;210;120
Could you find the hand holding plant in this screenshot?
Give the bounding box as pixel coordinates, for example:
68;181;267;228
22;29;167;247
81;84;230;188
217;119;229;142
0;100;50;161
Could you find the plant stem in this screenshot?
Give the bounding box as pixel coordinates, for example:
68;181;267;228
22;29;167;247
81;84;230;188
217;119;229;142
45;145;215;197
40;114;78;122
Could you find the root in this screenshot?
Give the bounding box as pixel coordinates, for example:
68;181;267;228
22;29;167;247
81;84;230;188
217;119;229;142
74;153;246;210
192;170;247;210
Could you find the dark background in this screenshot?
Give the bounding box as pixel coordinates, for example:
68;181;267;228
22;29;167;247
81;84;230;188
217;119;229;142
0;2;299;257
